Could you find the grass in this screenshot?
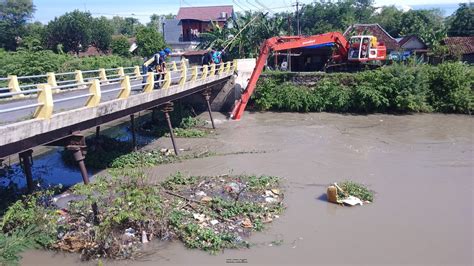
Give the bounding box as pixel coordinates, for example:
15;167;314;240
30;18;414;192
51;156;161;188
337;181;374;202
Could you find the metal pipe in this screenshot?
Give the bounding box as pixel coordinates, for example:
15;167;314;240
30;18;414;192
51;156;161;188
203;90;215;129
19;149;34;193
53;93;92;104
130;114;137;151
165;112;178;156
0;103;42;114
72;147;90;184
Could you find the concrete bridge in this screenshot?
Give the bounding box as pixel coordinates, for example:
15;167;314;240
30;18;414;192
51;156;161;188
0;58;255;191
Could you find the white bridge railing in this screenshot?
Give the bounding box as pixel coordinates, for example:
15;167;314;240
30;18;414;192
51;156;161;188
0;60;237;120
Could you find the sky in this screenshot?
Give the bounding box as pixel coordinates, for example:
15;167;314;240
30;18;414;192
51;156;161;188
32;0;464;24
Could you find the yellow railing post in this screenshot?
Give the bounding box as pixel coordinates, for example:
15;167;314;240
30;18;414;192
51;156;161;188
47;72;58;93
134;66;142;79
162;71;171;89
85;79;101;107
172;61;178;71
143;72;154;93
179;60;187;86
99;68;108;83
233;59;238;72
33;84;53;119
117;67;125;77
118;75;131;99
191;66;198;82
218;63;224;75
225;62;231;73
75;70;84;84
201;65;208;80
8;75;24;99
210;63;216;77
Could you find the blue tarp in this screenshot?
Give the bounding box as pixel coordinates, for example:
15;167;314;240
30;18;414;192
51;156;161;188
303;43;334;49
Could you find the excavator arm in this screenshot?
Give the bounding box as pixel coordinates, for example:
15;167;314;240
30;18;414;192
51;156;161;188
231;32;349;120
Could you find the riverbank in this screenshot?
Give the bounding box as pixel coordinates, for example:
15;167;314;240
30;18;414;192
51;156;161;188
19;111;473;265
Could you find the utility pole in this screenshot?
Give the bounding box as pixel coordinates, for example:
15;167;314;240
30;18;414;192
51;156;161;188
287;15;292;72
294;0;301;36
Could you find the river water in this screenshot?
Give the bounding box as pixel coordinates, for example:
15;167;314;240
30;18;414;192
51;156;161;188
20;112;473;265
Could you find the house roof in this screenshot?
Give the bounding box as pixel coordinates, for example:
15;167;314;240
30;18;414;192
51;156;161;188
182;50;208;56
443;37;474;55
397;35;427;50
343;23;399;50
176;5;233;21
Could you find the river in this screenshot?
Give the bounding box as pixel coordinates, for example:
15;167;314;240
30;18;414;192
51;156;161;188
20;112;473;265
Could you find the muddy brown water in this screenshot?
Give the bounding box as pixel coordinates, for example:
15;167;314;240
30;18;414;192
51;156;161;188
21;112;473;265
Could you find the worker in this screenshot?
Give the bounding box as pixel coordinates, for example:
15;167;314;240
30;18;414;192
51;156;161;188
142;47;172;87
212;49;222;64
280;60;288;71
202;49;213;65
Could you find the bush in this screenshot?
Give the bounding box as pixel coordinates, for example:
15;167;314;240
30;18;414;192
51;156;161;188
0;50;142;80
111;35;131;57
429;62;473;113
253;63;473;114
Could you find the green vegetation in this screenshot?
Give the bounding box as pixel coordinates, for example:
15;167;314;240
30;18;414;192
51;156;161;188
61;136;134;169
253;63;473;114
337;181;374;202
0;49;141;80
0;190;59;265
0;172;285;260
135;27;166;57
111;35;131;57
109;150;215;169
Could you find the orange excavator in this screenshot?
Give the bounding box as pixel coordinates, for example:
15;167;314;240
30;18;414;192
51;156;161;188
231;32;387;120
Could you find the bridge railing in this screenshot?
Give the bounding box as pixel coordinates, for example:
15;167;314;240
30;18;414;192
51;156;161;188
0;60;237;120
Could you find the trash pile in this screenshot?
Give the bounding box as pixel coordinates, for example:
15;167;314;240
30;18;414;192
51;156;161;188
46;172;284;260
327;181;374;206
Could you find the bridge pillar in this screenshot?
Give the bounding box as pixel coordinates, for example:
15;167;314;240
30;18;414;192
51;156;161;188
19;149;34;193
130;114;137;151
161;102;179;156
202;89;215;129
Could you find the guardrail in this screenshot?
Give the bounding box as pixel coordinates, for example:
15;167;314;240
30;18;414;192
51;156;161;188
0;59;237;120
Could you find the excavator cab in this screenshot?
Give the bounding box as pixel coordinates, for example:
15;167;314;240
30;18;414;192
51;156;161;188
348;35;386;62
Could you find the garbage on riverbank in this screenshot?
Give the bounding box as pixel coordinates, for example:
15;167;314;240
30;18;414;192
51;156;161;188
0;171;284;261
327;181;374;206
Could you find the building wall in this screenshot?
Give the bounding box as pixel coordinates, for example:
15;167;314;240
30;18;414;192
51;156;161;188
401;38;426;50
181;20;226;42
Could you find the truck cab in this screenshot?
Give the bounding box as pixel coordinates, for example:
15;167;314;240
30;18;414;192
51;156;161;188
348;35;386;62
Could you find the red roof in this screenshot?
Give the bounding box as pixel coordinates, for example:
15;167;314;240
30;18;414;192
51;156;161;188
343;24;399;50
443;37;474;55
176;5;233;21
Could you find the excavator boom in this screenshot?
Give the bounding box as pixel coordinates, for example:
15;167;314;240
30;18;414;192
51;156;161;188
231;32;349;120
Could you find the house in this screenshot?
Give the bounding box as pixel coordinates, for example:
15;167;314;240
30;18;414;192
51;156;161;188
163;5;234;53
393;35;428;61
443;37;474;64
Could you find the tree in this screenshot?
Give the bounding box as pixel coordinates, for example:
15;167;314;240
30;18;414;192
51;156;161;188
45;10;93;54
135;27;166;57
0;0;35;50
400;9;446;47
447;3;473;37
370;6;404;37
91;16;114;53
111;35;131;57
